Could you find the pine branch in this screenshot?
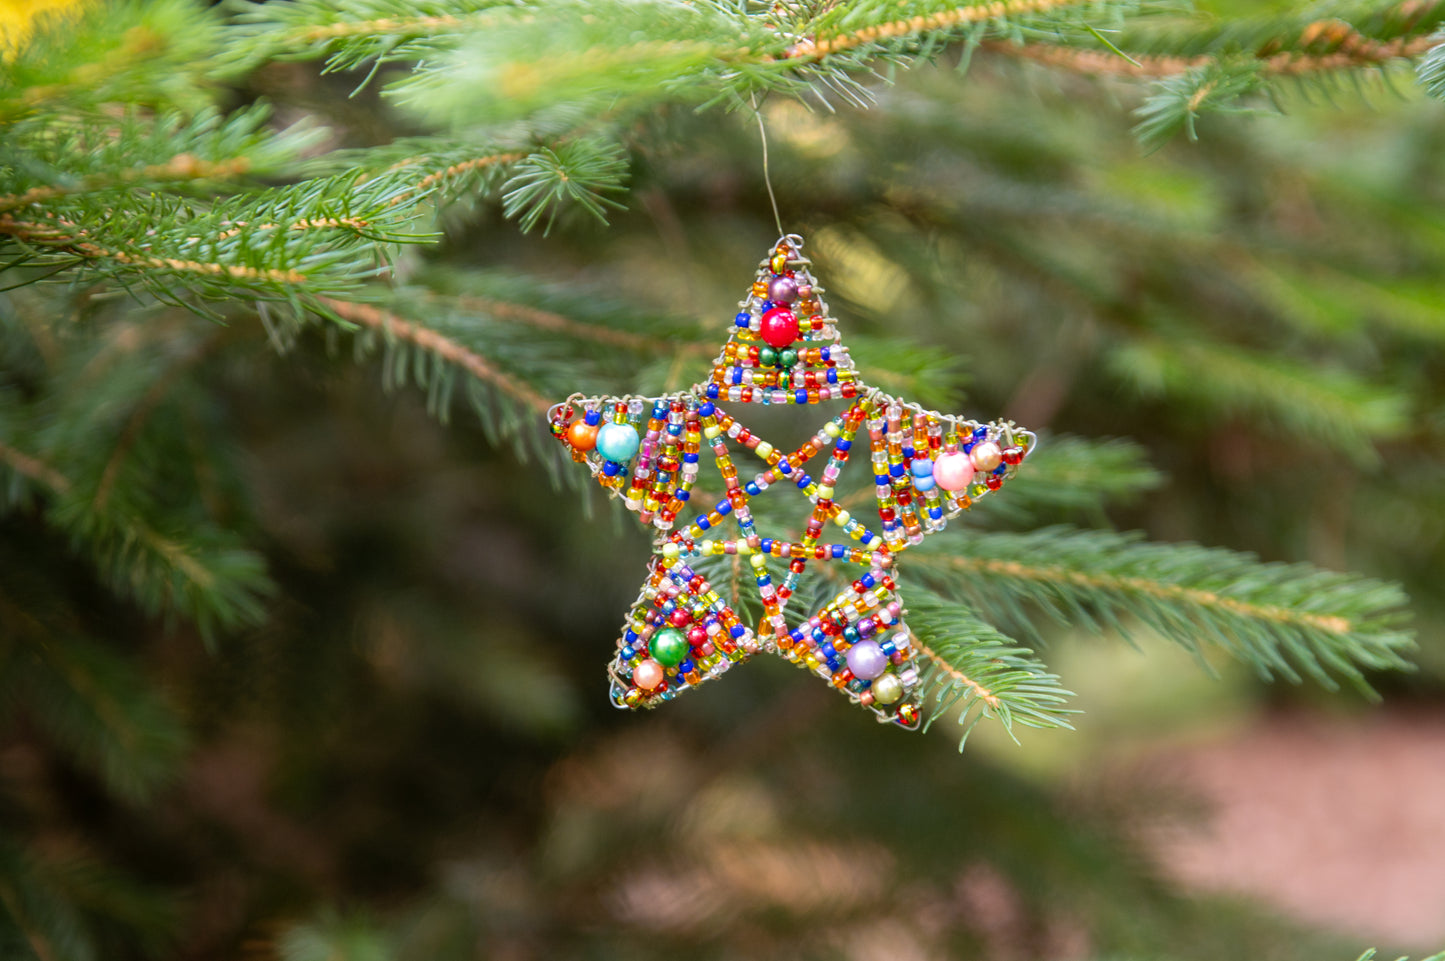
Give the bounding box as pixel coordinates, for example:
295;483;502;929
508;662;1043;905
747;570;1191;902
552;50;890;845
1108;333;1408;461
908;526;1415;695
907;592;1075;750
970;435;1162;524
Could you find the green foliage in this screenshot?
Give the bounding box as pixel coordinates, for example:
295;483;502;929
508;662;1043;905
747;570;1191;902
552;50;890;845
2;0;1443;958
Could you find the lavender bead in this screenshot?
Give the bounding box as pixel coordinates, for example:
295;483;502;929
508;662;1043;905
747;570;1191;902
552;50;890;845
768;276;799;304
846;639;889;680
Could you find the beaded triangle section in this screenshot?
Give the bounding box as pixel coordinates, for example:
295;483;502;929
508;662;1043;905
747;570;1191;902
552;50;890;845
547;235;1035;728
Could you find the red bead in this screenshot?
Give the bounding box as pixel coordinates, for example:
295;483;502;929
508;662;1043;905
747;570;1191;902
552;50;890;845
985;475;1003;490
759;307;799;348
687;626;707;646
1002;446;1024;465
670;608;692;627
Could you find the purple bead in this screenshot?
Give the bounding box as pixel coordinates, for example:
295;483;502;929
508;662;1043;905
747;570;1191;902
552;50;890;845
846;640;889;680
768;276;799;304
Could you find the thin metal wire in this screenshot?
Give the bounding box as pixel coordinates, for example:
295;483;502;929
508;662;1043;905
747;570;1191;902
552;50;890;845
750;93;785;238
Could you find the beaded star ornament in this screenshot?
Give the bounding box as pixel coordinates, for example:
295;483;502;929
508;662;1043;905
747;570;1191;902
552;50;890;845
547;235;1034;729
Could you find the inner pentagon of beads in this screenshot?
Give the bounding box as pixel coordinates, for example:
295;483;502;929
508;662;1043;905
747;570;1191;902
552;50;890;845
548;236;1034;728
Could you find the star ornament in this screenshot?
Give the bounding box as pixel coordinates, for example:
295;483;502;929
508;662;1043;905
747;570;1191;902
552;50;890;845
547;235;1034;729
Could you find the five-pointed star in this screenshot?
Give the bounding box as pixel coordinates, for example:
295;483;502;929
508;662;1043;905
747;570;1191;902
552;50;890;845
548;236;1032;726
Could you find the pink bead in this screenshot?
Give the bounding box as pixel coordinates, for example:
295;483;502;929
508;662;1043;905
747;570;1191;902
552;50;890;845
632;659;664;690
932;451;974;491
970;441;1002;472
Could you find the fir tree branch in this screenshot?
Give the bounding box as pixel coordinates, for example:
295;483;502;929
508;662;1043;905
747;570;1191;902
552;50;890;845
908;527;1415;694
92;333;224;514
0;440;71;493
981;25;1438;78
0;214;309;285
315;297;552;414
0;155;254;214
784;0;1096;59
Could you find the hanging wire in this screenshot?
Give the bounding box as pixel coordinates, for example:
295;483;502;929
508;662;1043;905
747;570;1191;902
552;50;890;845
750;92;785;238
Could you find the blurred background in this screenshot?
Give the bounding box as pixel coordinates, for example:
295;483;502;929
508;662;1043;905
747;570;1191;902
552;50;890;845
4;5;1445;959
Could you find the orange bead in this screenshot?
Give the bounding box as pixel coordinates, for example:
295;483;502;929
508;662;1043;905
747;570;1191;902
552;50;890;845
567;420;599;451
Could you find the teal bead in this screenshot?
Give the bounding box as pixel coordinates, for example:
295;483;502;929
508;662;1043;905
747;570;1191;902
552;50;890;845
596;422;640;463
779;348;798;369
651;627;688;667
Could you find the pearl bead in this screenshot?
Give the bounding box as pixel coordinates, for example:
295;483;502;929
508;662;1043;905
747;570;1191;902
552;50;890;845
871;673;903;704
759;307;799;348
758;346;778;367
768;276;799;304
970;441;1002;472
651;627;688;667
632;658;664;690
566;420;599;451
933;451;974;491
596;422;640;463
845;639;888;680
778;348;798;368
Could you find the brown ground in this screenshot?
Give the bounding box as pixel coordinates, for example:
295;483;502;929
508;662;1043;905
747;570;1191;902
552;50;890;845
1135;708;1445;950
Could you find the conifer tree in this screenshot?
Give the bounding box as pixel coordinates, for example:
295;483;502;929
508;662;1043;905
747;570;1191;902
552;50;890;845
2;1;1444;959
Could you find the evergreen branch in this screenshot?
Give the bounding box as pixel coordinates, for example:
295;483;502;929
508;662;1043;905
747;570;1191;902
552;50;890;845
906;593;1075;748
0;155;254;215
0;440;71;493
386;150;528;207
93;334;224;514
785;0;1096;59
909;527;1415;694
1108;333;1408;460
983;24;1438;78
315;297;552;413
971;435;1162;524
0;214;309;285
417;291;680;353
1418;27;1445;97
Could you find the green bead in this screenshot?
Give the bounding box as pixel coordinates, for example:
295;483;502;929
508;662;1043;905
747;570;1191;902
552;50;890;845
651;627;689;667
759;346;779;367
779;348;798;369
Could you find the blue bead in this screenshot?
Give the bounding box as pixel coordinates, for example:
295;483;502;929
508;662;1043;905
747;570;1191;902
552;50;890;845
972;426;989;442
993;464;1007;475
699;401;715;416
796;476;810;489
889;463;906;477
760;538;774;552
837;439;851;451
843;626;859;643
832;545;847;559
602;461;621;477
730;625;746;638
696;516;711;530
827;369;838;384
583;409;601;426
735;312;751;328
731;367;743;385
745;482;760;496
677;490;690;502
677;659;694;674
706;385;719;399
860;573;876;589
596;422;641;463
819;642;836;659
914;475;936;492
911;458;934;477
795;388;808;403
715;500;732;516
